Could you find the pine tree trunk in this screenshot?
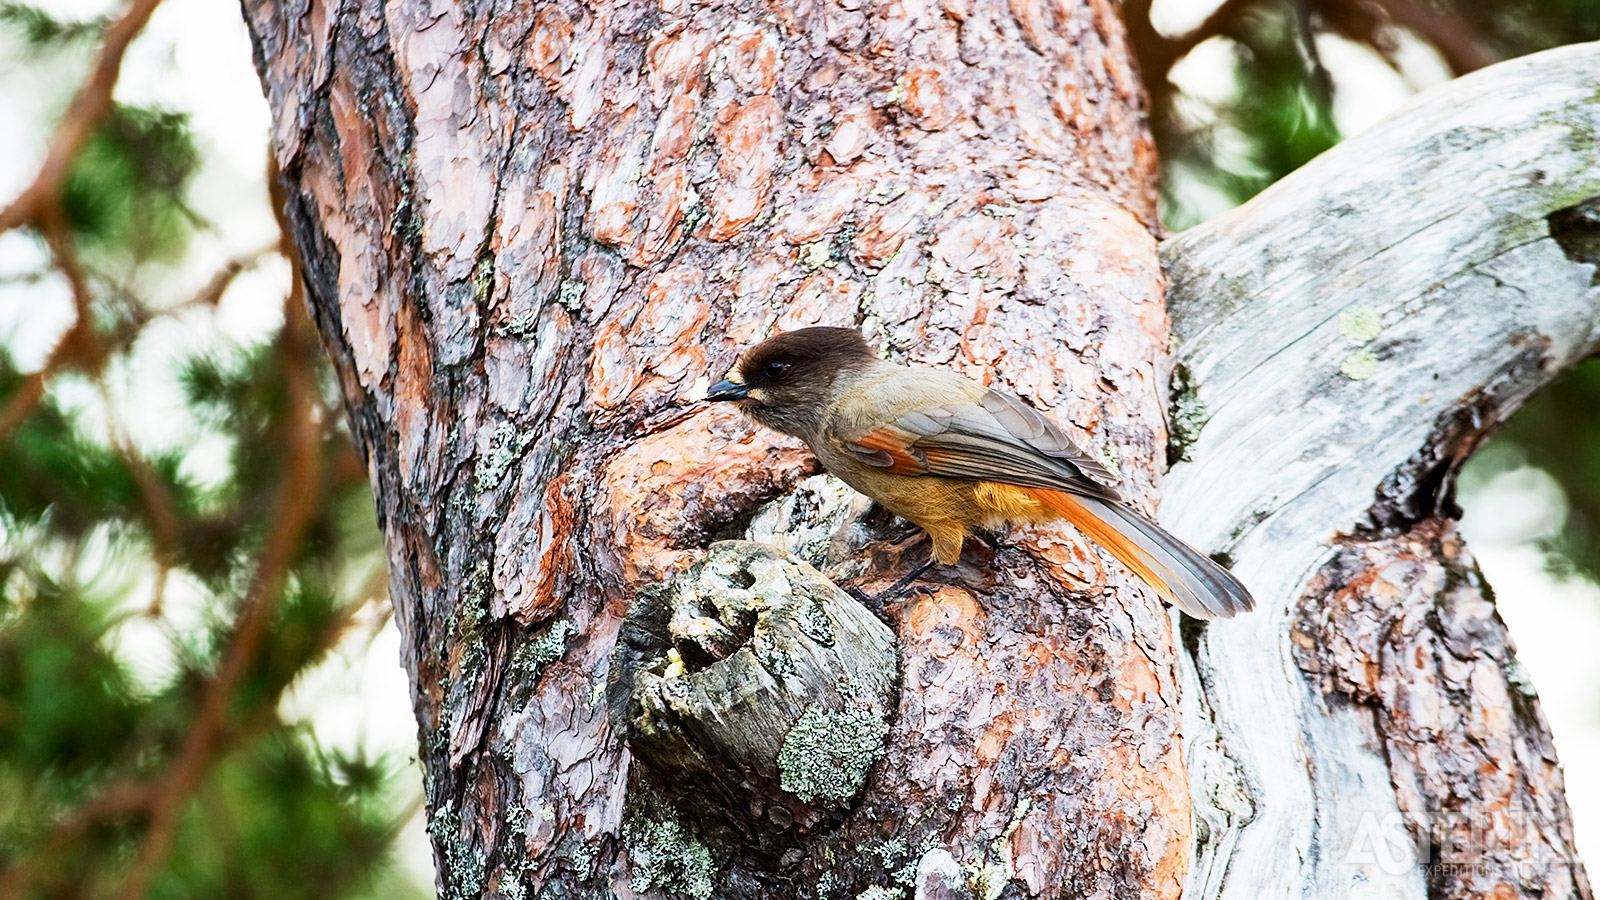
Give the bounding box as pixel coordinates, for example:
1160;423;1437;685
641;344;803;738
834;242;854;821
239;0;1594;897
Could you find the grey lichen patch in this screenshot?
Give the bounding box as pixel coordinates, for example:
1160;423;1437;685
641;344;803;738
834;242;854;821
754;632;799;678
990;797;1031;857
802;237;836;270
514;618;574;682
866;833;931;887
867;836;908;869
777;703;890;804
1167;363;1207;463
1337;305;1384;381
890;837;940;887
885;75;907;104
453;561;491;681
856;888;904;900
472;253;496;307
477;421;534;492
1505;657;1539;698
557;279;586;310
867;180;908;205
1096;443;1123;483
495;803;532;900
965;862;1009;900
953;798;1031;900
1338;305;1383;344
613;542;899;832
428;801;488;900
499;312;538;338
1340;348;1380;381
623;810;715;900
798;600;836;646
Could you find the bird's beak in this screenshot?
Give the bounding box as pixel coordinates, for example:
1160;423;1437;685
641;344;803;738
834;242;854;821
704;378;751;401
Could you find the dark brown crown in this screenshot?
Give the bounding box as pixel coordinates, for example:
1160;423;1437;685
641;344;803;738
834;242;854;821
736;327;877;387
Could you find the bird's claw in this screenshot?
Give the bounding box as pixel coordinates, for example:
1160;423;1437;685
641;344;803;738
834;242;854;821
843;556;940;608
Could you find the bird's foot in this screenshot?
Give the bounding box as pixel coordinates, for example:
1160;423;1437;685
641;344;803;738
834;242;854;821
844;557;939;608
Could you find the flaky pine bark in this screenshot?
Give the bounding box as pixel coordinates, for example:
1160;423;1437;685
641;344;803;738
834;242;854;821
243;0;1187;898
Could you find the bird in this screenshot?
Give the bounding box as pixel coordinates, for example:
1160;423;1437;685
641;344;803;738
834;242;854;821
702;326;1254;618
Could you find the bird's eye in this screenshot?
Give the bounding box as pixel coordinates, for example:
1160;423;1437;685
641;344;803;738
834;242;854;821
764;360;791;379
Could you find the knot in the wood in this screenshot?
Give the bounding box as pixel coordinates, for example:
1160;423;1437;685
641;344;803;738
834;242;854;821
609;541;899;839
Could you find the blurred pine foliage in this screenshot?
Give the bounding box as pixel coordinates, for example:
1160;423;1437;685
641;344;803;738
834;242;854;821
0;4;424;898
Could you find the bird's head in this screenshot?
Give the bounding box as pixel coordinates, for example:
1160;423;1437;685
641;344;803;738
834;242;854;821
704;326;878;437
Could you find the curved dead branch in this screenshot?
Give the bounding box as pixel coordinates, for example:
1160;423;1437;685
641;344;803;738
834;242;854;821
1162;42;1600;900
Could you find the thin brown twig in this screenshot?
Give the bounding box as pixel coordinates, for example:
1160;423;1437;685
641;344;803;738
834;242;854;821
0;0;166;236
0;308;322;899
112;319;321;900
1340;0;1492;75
0;523;365;900
0;780;156;900
0;370;49;448
0;172;328;900
91;373;184;615
1129;0;1265;86
0;240;281;453
186;244;278;309
0;207;107;446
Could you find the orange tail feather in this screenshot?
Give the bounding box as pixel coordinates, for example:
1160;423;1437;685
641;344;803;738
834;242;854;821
1023;487;1253;618
1027;489;1180;603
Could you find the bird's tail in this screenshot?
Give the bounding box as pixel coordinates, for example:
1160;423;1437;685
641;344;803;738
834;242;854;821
1031;490;1254;619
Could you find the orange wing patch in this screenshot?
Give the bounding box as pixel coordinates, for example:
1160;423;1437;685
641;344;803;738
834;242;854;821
845;427;929;475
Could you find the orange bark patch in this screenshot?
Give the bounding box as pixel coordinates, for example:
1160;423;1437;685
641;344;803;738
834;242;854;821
900;68;956;130
721;30;779;95
392;299;437;481
705;96;782;241
586;264;710;418
493;471;576;626
850;188;924;269
527;6;573;84
596;407;817;586
900;587;984;654
646;26;710;106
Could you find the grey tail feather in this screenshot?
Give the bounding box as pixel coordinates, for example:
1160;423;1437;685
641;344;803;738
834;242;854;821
1079;497;1255;619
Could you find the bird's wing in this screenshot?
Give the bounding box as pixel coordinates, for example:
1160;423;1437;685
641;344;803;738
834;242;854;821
834;388;1123;504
